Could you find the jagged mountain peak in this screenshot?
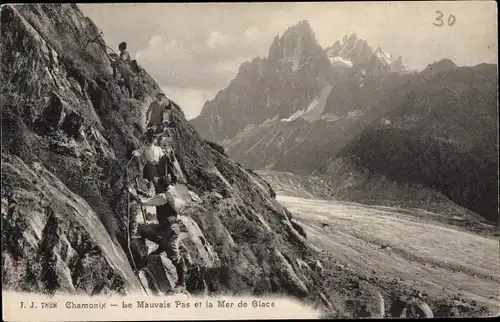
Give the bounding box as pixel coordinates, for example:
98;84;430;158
339;33;368;50
374;47;393;65
272;20;318;48
342;33;358;43
266;20;324;67
327;34;408;74
283;20;314;37
326;33;373;68
389;55;409;74
194;19;333;142
374;46;391;56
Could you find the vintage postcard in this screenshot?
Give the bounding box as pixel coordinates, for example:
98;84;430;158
1;1;498;321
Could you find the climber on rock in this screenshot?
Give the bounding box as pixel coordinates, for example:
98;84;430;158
111;41;136;98
146;93;174;134
112;41;131;79
132;131;177;186
128;182;186;293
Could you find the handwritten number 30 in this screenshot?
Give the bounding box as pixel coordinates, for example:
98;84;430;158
434;11;456;27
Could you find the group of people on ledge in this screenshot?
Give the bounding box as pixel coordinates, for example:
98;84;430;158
110;41;174;134
111;41;186;294
128;93;185;294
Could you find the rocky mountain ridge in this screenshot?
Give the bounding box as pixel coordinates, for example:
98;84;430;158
326;33;409;75
190;22;408;143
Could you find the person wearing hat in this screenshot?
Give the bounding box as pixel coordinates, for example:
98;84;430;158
146;93;173;133
128;179;186;293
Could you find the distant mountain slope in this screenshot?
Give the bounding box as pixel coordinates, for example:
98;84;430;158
335;63;498;222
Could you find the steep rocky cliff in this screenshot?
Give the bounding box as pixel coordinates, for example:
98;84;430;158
1;4;322;304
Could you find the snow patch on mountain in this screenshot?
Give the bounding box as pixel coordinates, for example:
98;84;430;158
281;109;305;122
263;115;280;124
265;94;272;108
321;109;363;122
328;56;353;68
347;110;363;118
321;113;341;122
302;85;333;122
326;34;408;74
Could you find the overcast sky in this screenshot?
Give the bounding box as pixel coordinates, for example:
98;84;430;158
79;2;498;120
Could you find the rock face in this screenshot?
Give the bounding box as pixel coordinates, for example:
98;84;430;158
190;20;498;223
1;3;336;312
2;155;142;295
1;5;496;318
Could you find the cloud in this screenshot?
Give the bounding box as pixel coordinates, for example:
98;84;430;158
135;28;262;92
244;26;259;42
148;35;169;48
162;85;217;120
206;31;230;48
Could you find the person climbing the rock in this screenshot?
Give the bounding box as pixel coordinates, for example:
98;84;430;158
146;93;173;134
129;182;186;293
158;134;175;164
112;41;131;79
119;41;131;63
162;99;174;129
111;41;136;97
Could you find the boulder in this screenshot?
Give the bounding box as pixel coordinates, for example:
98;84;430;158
389;295;434;318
